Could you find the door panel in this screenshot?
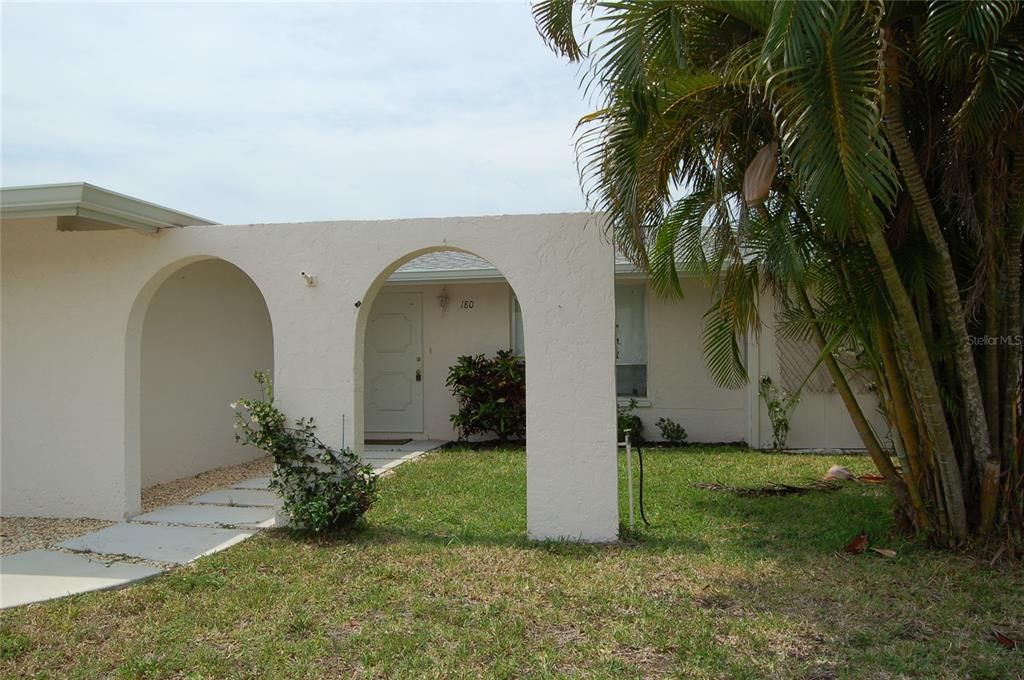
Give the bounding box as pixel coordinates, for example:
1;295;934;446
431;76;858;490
365;293;423;433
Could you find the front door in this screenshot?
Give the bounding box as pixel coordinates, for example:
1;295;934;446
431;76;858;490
365;292;423;433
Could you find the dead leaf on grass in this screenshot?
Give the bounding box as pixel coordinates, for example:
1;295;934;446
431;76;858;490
822;466;890;484
992;628;1020;650
843;530;868;555
693;480;838;496
869;547;897;558
824;465;857;481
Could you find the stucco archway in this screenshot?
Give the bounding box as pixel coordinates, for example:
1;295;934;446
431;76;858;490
5;212;616;538
355;247;529;444
124;256;274;516
350;239;617;542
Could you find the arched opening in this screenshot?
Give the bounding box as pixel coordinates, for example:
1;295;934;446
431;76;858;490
356;248;526;467
125;257;274;514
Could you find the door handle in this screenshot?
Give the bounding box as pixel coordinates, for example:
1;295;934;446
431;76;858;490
415;369;422;382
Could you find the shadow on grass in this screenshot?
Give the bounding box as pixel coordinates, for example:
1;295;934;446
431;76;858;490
277;447;898;564
621;449;899;558
641;484;896;556
271;524;709;557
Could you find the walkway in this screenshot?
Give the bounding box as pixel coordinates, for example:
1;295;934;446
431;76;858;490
0;441;445;609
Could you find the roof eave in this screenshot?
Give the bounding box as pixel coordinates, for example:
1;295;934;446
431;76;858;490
385;263;704;284
0;182;217;232
387;268;508;284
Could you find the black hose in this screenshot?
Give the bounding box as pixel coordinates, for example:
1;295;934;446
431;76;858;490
637;445;652;527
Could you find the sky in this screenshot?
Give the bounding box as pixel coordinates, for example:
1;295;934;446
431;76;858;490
0;1;593;223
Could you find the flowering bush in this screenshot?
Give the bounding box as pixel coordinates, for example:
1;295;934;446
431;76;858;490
232;371;378;533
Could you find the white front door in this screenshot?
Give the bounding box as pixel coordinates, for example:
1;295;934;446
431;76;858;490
365;292;424;433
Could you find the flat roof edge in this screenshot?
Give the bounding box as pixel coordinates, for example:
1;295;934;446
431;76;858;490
0;182;217;230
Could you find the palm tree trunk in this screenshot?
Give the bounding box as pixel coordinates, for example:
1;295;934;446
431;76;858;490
876;324;931;530
792;286;919;527
861;223;968;543
883;92;997;533
1003;150;1024;545
984;277;1000;451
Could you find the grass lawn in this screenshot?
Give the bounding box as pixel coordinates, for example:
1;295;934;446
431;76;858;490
2;447;1022;679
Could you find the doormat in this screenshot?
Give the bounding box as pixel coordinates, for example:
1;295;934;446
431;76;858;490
365;438;413;446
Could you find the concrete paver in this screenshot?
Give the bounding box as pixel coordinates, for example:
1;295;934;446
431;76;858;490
131;504;275;528
231;477;271;490
3;441;444;608
188;488;280;507
0;550;162;608
59;524;252;565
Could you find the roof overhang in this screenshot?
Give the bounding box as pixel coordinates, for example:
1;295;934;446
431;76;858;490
384;261;696;284
386;267;508;284
0;182;217;233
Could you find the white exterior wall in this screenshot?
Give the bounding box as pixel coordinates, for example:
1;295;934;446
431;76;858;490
0;213;619;542
748;291;891;450
366;281;514;442
140;259;273;487
636;279;747;443
3;217;139;519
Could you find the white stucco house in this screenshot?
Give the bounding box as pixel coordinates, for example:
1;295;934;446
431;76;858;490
0;183;886;542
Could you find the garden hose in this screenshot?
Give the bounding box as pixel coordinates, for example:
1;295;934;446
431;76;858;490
637;445;652;527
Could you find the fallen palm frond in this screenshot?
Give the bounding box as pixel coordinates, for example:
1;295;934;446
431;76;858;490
693;480;840;497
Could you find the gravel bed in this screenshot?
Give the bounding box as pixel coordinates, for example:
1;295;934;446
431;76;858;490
0;456;274;555
1;517;115;556
140;456;273;512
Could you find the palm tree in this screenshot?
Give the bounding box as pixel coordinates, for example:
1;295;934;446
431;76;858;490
534;0;1024;551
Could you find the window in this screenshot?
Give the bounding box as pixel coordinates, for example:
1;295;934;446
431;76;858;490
511;294;525;356
616;284;647;398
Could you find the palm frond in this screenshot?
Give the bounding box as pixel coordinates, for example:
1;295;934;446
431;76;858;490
763;3;898;239
533;0;596;62
918;0;1020;79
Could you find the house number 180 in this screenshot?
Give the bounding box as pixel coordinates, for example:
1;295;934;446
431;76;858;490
460;300;475;309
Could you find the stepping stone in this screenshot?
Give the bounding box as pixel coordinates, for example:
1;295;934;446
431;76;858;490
188;488;280;507
365;448;437;473
59;524;251;565
362;452;406;462
0;550;162;609
373;459;408;473
363;455;405;468
232;476;271;490
131;504;275;528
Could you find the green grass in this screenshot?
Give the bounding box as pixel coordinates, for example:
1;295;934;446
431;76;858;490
2;447;1022;678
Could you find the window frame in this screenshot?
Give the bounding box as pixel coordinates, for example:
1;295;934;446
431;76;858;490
510;291;525;357
512;284;651;403
614;282;649;400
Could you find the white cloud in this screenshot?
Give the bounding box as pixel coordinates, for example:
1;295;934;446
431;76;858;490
1;1;592;222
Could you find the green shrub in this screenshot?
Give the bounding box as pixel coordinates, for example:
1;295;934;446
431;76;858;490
655;417;688;445
232;372;378;533
617;398;644;443
446;350;526;443
758;375;801;450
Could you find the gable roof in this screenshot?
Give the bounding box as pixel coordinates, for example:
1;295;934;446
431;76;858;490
0;182;216;233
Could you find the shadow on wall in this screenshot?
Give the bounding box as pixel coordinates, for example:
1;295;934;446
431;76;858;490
139;258;274;488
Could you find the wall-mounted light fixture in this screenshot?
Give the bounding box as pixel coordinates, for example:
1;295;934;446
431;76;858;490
300;271;317;287
437;286;450;314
